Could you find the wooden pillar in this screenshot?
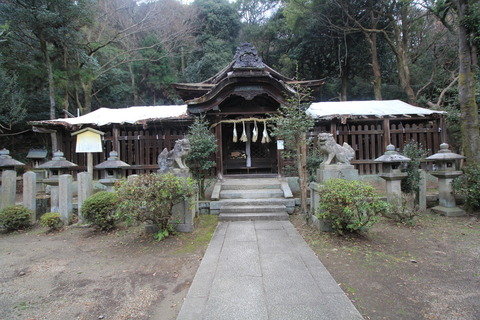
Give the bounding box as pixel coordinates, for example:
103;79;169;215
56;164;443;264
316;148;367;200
331;121;337;138
440;116;447;143
383;118;391;148
215;123;223;176
112;125;121;156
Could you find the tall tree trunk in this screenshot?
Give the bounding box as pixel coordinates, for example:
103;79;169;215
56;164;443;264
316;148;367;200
366;32;382;100
129;62;139;105
81;80;93;115
456;0;480;163
297;132;308;214
340;62;349;101
384;6;417;105
40;35;58;151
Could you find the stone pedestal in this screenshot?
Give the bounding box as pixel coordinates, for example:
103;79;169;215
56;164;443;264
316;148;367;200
430;171;465;217
316;164;359;183
44;179;59;212
171;195;198;232
77;172;93;223
309;182;322;215
23;172;37;223
379;172;407;201
0;170;17;209
59;174;73;224
32;169;47;193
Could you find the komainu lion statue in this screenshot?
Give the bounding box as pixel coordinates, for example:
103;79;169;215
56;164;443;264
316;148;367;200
158;138;191;174
317;133;355;165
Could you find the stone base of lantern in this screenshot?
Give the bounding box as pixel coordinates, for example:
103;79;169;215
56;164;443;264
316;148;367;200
431;206;466;217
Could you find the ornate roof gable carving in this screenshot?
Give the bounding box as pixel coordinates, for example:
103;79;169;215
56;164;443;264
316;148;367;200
233;43;264;69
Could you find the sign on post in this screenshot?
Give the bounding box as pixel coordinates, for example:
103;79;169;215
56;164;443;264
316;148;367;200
72;128;104;178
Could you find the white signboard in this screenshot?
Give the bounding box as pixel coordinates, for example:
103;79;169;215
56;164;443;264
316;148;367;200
75;130;103;153
277;140;284;150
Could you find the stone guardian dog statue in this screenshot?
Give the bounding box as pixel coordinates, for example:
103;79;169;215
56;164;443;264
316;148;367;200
158;138;191;174
317;133;355;165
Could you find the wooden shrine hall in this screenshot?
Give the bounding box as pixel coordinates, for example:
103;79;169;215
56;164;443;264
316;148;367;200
31;43;446;178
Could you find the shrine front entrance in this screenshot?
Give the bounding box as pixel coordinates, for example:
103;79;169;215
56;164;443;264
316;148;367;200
220;121;278;175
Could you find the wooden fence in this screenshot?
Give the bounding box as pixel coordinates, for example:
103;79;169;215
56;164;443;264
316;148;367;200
281;117;444;175
58;125;188;179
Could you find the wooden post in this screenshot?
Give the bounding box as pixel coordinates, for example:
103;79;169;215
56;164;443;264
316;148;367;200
113;125;121;156
383;118;391;148
215;123;223;176
87;152;93;179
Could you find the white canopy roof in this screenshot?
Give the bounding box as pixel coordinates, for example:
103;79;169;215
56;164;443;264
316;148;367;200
45;105;188;127
307;100;445;119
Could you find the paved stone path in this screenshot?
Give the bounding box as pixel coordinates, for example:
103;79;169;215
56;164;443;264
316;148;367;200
177;220;363;320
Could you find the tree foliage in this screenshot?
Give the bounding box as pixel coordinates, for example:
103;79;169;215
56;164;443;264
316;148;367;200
115;173;195;232
185;116;218;199
271;84;314;214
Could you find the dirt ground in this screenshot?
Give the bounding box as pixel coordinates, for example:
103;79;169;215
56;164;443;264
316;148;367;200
0;216;217;320
291;211;480;320
2;211;479;320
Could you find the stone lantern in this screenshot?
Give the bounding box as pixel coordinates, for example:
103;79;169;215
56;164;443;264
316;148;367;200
426;143;466;216
38;151;78;180
38;151;77;212
95;151;130;191
374;144;410;200
0;148;25;173
0;149;25;209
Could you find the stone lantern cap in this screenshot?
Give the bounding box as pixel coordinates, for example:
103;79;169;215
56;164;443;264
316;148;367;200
95;151;130;169
425;143;465;161
0;148;25;167
38;151;77;169
374;144;411;163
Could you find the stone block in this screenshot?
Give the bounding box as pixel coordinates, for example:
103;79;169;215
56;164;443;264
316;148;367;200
77;172;92;223
1;170;17;209
172;196;197;232
23;171;37;222
58;174;73;225
316;164;359;183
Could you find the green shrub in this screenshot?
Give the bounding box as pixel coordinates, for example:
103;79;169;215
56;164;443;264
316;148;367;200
0;205;32;231
382;193;419;225
401;140;429;194
40;212;63;231
116;173;195;236
317;179;389;234
82;191;119;230
452;163;480;212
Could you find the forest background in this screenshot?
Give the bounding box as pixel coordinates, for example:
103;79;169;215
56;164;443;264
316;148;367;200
0;0;478;163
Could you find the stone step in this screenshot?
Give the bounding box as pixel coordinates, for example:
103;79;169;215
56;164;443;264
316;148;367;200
220;183;281;190
220;178;282;191
219;189;284;199
218;212;289;222
211;198;295;214
219;205;287;214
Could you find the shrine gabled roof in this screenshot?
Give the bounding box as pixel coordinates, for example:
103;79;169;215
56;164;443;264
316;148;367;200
173;43;324;104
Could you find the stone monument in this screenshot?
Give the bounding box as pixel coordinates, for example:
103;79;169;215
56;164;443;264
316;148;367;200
315;133;359;182
310;133;359;231
157;138;197;232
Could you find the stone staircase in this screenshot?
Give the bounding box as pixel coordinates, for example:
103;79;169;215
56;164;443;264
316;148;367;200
210;177;295;221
